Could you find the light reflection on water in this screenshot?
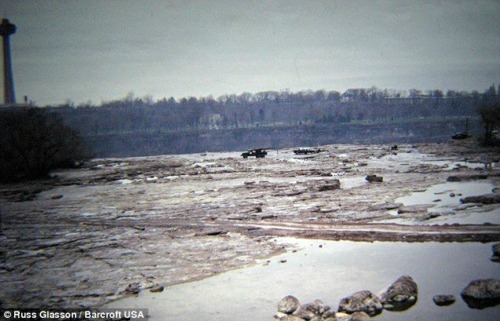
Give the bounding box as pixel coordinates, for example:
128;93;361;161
104;239;500;321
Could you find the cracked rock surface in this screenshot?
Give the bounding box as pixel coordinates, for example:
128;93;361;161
0;142;499;309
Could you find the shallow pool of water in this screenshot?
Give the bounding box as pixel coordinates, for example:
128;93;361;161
387;180;498;225
395;181;495;208
104;239;499;321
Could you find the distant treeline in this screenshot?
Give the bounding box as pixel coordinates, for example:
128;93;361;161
50;85;500;137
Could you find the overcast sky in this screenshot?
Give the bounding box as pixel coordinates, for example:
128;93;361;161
1;0;499;106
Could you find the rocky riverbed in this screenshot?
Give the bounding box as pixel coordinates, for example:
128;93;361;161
0;141;499;310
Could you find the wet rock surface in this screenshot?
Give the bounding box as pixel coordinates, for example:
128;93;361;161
0;142;499;310
461;279;500;309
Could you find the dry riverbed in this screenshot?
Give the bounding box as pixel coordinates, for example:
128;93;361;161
0;141;499;310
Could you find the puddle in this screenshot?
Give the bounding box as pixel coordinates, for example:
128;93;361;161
396;181;495;207
104;239;500;321
386;180;497;224
422;208;500;225
367;151;487;172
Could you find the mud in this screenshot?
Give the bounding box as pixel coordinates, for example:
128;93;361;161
0;142;499;309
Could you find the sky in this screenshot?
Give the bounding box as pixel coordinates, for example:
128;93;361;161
0;0;499;106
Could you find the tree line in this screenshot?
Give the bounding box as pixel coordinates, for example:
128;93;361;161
53;85;500;136
0;85;498;182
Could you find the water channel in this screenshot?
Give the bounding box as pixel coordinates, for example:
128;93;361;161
105;239;499;321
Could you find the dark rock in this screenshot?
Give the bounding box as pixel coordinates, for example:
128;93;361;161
278;295;301;314
365;175;383;183
447;175;488;182
293;306;316;320
460;193;500;205
338;290;383;316
433;294;456;306
461;279;500;309
195;229;228;236
294;299;331;320
379;275;418;311
123;282;140;295
316;179;341;191
491;243;500;262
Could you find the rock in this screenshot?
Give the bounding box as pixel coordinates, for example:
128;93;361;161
369;202;402;211
334;312;351;321
195;229;228;236
397;204;432;215
293;300;331;320
491;243;500;262
427;207;455;218
378;275;418;311
279;315;306;321
293;306;316;320
349;311;371;321
433;294;455;306
315;179;341;191
301;299;330;315
460;193;500;205
123;282;140;295
447;175;488;182
365;175;383;183
461;279;500;309
278;295;301;314
149;283;164;293
338;290;383;316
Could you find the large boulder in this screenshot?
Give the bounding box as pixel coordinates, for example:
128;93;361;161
378;275;418;311
461;279;500;309
278;295;301;314
365;174;383;183
338;290;383;316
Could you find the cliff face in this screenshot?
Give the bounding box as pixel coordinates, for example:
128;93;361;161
83;118;482;157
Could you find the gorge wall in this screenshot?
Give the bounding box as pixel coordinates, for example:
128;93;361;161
83;117;482;157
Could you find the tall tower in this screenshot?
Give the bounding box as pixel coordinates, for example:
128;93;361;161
0;19;16;104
